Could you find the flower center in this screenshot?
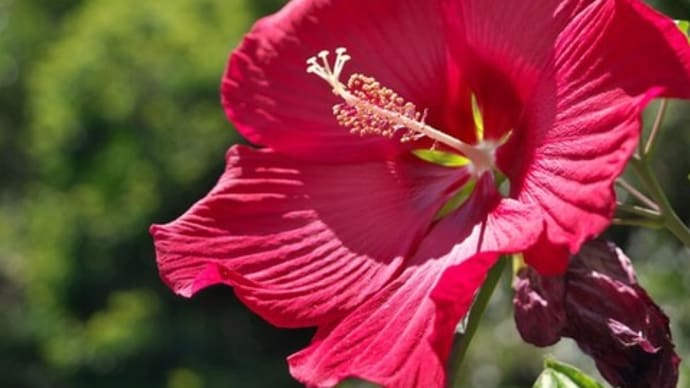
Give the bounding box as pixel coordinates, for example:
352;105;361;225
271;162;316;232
306;48;499;176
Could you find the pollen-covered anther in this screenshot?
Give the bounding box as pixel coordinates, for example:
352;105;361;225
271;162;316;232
333;74;426;141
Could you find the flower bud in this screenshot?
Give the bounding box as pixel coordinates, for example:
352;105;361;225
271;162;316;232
513;265;565;347
514;240;680;388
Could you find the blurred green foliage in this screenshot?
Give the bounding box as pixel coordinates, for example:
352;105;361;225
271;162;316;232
0;0;688;387
0;0;308;387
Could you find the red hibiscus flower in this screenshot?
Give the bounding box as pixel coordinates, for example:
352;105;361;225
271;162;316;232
151;1;690;386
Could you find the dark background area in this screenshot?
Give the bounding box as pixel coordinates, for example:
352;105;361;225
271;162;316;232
0;0;688;387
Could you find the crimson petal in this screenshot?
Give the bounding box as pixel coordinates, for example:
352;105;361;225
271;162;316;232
151;145;464;327
513;0;690;272
222;0;449;162
289;176;543;387
441;0;580;143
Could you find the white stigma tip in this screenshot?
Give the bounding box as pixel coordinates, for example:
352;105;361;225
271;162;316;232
305;48;353;92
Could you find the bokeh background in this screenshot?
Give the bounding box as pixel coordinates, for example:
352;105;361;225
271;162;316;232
0;0;688;387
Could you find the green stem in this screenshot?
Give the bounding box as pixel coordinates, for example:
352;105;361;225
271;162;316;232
615;202;662;220
449;257;506;387
643;99;669;157
612;217;664;229
631;158;690;247
615;178;660;211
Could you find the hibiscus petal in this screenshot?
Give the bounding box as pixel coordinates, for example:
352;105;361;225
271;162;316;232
288;176;543;387
150;145;463;328
443;0;581;96
514;0;690;272
522;230;571;275
440;0;597;144
222;0;449;162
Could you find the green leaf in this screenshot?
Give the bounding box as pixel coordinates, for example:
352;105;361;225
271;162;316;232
533;359;604;388
494;168;511;197
434;179;476;220
412;149;470;167
471;93;484;141
676;20;690;41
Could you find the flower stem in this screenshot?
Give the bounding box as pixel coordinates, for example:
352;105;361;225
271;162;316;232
643;99;669;157
449;257;506;387
615;178;660;211
615;202;662;219
631;157;690;247
612;217;664;229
